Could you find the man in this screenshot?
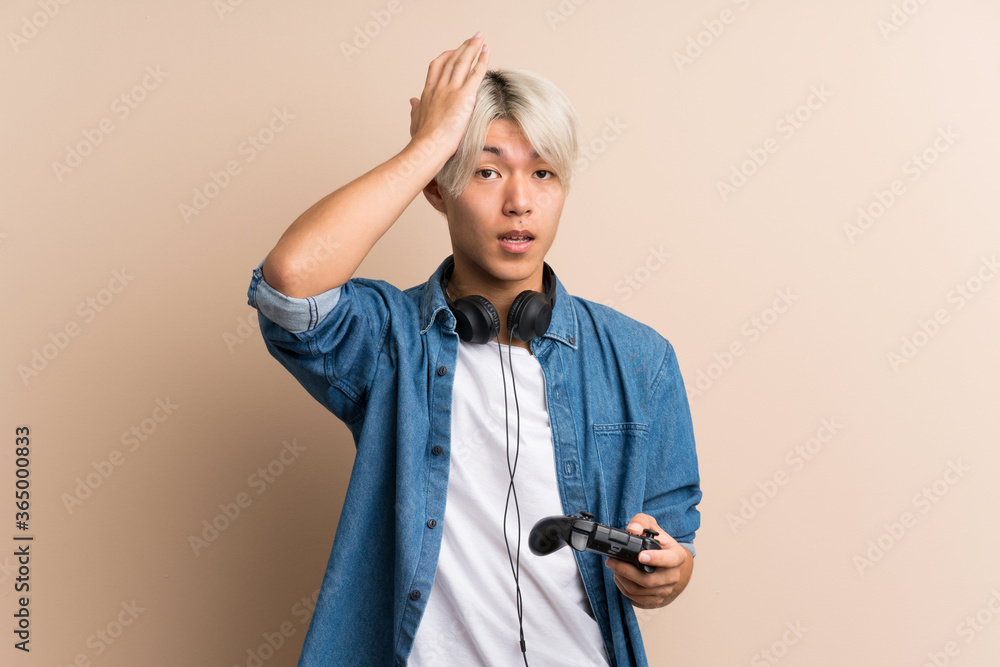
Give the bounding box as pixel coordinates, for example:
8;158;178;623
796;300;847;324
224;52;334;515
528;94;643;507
247;32;701;666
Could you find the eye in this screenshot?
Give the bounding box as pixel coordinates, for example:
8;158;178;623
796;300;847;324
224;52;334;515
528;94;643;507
476;168;498;179
535;170;554;179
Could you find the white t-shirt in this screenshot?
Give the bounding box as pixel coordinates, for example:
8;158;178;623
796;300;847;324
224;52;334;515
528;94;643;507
409;340;610;666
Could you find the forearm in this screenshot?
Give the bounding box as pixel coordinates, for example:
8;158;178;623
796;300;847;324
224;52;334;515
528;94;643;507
262;136;453;298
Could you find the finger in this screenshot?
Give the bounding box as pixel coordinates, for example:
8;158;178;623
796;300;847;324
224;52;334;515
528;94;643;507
463;38;489;85
443;32;485;85
612;570;673;607
606;551;683;590
466;44;490;87
614;575;669;609
423;49;453;93
467;41;489;87
605;555;652;587
637;544;686;570
624;512;654;534
612;571;638;598
423;36;472;94
443;32;483;81
625;513;679;550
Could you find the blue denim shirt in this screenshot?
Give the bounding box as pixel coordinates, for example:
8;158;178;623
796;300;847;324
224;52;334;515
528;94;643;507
246;256;701;667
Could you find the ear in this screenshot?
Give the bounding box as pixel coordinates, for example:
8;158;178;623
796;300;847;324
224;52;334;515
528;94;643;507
422;179;449;214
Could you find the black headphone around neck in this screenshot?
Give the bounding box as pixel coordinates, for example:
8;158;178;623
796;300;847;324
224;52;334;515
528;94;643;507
441;257;556;345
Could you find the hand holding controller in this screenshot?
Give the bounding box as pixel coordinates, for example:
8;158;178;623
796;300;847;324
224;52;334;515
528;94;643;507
528;511;662;573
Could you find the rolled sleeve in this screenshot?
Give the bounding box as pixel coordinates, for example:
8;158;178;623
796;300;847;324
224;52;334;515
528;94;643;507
246;258;400;426
246;258;342;334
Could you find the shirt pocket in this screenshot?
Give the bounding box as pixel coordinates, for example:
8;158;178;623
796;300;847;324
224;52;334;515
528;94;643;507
592;422;650;524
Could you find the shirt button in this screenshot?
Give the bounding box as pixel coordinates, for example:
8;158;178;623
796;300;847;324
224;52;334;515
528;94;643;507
426;518;437;529
569;336;575;344
431;445;443;456
410;589;421;601
437;366;448;376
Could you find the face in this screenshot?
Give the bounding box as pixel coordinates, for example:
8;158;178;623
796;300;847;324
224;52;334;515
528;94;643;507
428;119;566;298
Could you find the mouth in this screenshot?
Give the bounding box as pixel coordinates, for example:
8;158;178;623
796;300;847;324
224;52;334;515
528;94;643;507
498;231;534;253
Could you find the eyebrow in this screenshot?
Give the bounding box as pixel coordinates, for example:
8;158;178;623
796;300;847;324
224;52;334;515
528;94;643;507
482;145;541;161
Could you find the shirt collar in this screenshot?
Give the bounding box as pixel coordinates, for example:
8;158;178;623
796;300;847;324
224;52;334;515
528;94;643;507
419;255;579;350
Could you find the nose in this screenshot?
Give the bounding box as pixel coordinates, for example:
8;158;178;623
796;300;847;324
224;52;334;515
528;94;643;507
504;172;532;217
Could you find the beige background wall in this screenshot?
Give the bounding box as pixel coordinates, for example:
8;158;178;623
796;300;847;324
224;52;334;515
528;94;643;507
3;1;999;665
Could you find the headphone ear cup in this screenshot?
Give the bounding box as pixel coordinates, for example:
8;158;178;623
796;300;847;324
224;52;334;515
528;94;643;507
508;291;552;343
453;295;500;344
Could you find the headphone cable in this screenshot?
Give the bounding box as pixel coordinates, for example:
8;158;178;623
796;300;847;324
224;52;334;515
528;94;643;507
498;332;528;666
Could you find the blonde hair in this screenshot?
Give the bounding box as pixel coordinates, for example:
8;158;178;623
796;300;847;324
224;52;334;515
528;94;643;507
434;68;581;199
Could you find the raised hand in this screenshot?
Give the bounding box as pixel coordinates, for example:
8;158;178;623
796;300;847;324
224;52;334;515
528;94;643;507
408;32;490;155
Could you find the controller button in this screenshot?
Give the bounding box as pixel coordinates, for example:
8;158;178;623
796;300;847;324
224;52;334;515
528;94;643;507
409;589;421;601
426;518;437;529
431;445;443;456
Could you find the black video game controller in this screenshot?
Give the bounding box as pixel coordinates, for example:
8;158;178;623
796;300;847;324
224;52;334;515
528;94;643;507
528;511;662;573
